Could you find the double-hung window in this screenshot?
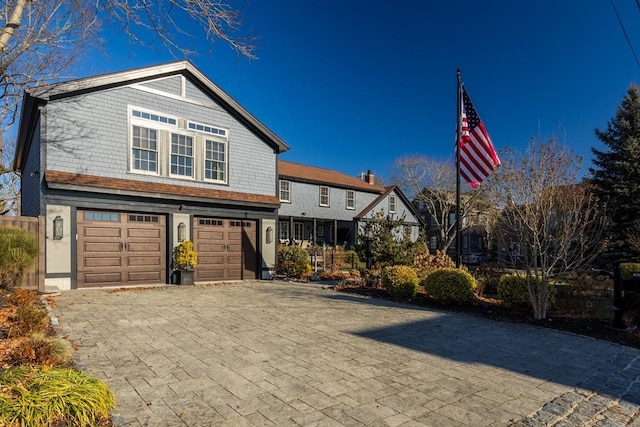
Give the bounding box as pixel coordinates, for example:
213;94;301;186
132;126;158;173
204;139;226;182
319;186;330;207
346;190;355;210
279;180;291;202
389;195;397;214
170;133;194;178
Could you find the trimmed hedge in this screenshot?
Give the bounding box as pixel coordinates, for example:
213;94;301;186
382;265;419;299
422;268;477;304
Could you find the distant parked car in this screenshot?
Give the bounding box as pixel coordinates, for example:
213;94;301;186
462;253;488;265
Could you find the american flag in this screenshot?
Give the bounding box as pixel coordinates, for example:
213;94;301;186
458;86;501;188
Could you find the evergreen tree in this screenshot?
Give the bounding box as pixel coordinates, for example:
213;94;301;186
356;210;416;267
590;84;640;265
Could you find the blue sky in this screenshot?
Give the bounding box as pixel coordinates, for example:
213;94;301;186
77;1;640;183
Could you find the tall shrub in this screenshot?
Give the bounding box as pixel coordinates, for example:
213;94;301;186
277;245;310;278
0;226;38;288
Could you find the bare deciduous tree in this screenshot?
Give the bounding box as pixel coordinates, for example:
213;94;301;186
392;155;492;253
490;139;608;319
0;0;257;214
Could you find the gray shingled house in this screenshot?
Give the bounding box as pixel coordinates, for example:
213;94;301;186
277;160;423;249
13;61;289;290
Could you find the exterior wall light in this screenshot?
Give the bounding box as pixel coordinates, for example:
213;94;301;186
177;222;186;242
266;226;273;244
53;216;63;240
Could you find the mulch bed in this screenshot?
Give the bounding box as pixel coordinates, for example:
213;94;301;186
334;284;640;349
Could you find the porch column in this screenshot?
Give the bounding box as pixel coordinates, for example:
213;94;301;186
289;216;294;242
333;219;338;247
312;217;317;244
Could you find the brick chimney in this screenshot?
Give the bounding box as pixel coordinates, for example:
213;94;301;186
366;170;374;185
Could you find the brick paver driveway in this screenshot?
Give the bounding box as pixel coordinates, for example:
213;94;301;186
51;281;640;426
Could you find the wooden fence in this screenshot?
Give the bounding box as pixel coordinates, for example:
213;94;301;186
0;216;45;292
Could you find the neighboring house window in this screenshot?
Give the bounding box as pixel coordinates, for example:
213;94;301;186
448;212;456;227
317;225;324;237
279;180;291;202
204;139;226;182
294;223;304;240
346;190;355;210
132;126;158;173
279;222;289;240
170;133;194;178
429;236;437;250
389;195;397;214
320;186;330;207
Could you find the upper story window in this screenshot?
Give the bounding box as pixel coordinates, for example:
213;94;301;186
204;139;226;182
188;121;226;136
346;190;355;210
319;186;330;207
129;107;228;183
170;133;194;178
132;126;158;174
132;109;177;126
279;180;291;202
389;195;397;214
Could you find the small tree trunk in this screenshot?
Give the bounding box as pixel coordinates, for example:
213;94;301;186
0;0;28;55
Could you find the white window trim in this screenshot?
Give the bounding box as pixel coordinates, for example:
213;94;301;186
319;186;330;207
128;105;230;184
130;106;178;128
279;180;291;203
389;195;397;214
346;190;355;210
203;137;228;184
168;131;195;180
187;120;228;137
130;124;160;176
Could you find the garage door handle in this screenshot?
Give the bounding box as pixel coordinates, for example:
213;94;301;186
119;242;123;252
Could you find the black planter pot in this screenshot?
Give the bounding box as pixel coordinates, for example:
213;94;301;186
172;269;195;285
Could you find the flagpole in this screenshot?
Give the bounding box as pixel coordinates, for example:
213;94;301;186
455;68;462;268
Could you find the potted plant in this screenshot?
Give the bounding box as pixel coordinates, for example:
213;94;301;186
172;240;198;285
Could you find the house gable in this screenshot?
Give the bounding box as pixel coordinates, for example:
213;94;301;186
14;61;288;203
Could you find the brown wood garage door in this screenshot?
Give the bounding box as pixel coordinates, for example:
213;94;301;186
193;218;257;282
77;211;166;288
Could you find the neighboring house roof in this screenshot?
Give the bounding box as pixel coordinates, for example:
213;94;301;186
278;160;386;193
45;170;280;207
14;60;289;171
355;185;426;226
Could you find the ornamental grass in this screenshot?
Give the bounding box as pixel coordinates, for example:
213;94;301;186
0;366;116;427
